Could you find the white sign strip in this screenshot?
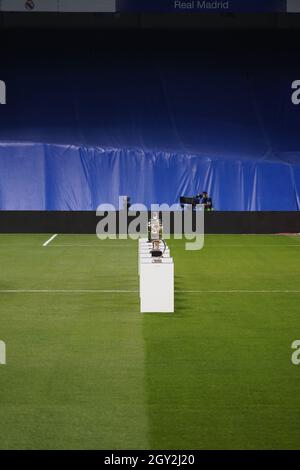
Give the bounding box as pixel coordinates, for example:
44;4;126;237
0;0;116;13
0;0;58;11
287;0;300;12
59;0;116;12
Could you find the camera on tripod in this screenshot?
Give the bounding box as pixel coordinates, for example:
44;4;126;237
180;191;213;211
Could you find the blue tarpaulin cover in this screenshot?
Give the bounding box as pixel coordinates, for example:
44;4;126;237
0;33;300;210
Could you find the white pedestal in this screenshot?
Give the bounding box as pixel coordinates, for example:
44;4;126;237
138;250;170;274
140;260;174;313
138;239;174;313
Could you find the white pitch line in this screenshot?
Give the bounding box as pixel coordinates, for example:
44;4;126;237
177;290;300;293
51;244;300;247
0;289;139;293
204;244;300;247
43;234;58;247
0;289;300;294
49;244;136;248
38;244;300;249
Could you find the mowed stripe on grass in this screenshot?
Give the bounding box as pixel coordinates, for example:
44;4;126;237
0;234;149;449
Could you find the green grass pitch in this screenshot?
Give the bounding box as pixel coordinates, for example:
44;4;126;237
0;233;300;449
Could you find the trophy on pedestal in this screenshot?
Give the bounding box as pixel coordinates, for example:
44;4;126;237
148;212;166;261
139;212;174;312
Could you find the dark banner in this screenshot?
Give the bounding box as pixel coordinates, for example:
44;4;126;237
117;0;287;13
0;211;300;234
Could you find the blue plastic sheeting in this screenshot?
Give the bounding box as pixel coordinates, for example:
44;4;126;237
0;142;299;211
1;35;300;210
